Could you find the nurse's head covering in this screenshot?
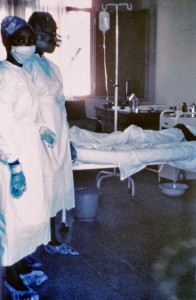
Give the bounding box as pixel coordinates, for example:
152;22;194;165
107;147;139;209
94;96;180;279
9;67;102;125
28;12;57;32
1;16;32;41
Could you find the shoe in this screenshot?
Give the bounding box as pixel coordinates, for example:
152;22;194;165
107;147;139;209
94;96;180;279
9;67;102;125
17;256;42;275
45;243;79;255
20;270;48;288
4;280;39;300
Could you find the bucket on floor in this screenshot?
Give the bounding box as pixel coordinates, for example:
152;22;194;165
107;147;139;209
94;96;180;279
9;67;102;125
74;187;99;222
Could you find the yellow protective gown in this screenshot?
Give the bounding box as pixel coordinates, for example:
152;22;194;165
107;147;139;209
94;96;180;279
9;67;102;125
24;54;75;217
0;61;50;266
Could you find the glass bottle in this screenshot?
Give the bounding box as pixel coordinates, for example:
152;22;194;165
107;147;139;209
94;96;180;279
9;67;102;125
192;103;195;113
129;93;139;113
181;102;187;112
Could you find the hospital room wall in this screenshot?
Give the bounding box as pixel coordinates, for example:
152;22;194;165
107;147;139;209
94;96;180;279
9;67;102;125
154;0;196;108
86;0;196;118
85;0;157;118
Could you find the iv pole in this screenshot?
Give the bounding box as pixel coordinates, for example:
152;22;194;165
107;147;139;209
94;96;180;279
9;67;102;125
101;3;132;131
96;3;135;200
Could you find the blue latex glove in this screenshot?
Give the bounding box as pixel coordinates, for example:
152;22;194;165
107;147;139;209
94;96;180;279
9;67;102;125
10;171;26;198
40;127;56;148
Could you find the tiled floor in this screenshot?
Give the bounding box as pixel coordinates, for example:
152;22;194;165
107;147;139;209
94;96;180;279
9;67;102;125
2;169;196;299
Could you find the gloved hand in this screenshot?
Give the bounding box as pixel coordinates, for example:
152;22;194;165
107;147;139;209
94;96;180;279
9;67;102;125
10;171;26;199
40;127;56;148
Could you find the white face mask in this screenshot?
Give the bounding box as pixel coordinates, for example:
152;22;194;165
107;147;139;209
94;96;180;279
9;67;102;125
10;45;35;64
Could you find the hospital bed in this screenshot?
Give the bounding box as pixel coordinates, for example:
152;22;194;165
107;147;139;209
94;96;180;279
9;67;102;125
61;122;196;229
69;123;196;193
73;140;196;179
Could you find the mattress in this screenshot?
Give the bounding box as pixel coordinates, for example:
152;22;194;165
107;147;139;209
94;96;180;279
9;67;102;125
75;141;196;180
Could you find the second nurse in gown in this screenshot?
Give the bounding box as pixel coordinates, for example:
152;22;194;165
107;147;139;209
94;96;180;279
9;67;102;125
24;12;76;254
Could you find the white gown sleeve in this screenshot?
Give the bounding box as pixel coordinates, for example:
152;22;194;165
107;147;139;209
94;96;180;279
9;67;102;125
51;62;69;128
0;70;19;163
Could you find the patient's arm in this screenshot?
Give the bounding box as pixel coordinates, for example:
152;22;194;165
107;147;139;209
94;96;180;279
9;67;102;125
174;124;196;141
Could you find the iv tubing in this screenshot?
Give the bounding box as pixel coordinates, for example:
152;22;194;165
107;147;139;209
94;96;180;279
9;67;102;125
101;3;132;131
103;32;109;102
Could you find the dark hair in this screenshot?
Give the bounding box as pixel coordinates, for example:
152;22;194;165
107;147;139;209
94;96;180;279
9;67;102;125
28;11;57;32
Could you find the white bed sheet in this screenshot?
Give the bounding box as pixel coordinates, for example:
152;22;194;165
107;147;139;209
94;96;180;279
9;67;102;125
74;142;196;180
70;125;196;180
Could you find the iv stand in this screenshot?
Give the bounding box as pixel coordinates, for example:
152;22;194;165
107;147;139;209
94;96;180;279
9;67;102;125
102;3;132;131
96;3;135;201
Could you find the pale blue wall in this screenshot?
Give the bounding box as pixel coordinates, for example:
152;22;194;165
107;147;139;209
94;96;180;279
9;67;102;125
155;0;196;108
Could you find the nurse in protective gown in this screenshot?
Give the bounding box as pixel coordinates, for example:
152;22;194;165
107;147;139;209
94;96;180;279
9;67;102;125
0;16;55;299
24;12;75;254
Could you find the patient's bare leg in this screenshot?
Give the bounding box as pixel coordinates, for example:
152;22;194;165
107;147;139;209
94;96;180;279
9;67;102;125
174;124;196;141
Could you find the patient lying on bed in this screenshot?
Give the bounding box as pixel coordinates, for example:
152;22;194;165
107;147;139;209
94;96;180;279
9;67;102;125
69;122;196;150
69;123;196;180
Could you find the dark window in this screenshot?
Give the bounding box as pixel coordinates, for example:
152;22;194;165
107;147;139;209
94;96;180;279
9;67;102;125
95;10;148;99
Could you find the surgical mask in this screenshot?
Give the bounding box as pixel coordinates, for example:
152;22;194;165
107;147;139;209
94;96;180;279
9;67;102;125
10;45;35;64
36;32;62;48
36;40;55;52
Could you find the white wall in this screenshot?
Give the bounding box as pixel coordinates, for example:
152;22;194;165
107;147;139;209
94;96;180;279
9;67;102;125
155;0;196;108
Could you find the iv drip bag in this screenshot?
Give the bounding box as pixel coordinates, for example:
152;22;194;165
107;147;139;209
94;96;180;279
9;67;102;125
99;11;110;32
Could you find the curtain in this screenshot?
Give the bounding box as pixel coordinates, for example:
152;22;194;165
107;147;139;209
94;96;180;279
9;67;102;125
0;0;39;21
0;0;63;18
